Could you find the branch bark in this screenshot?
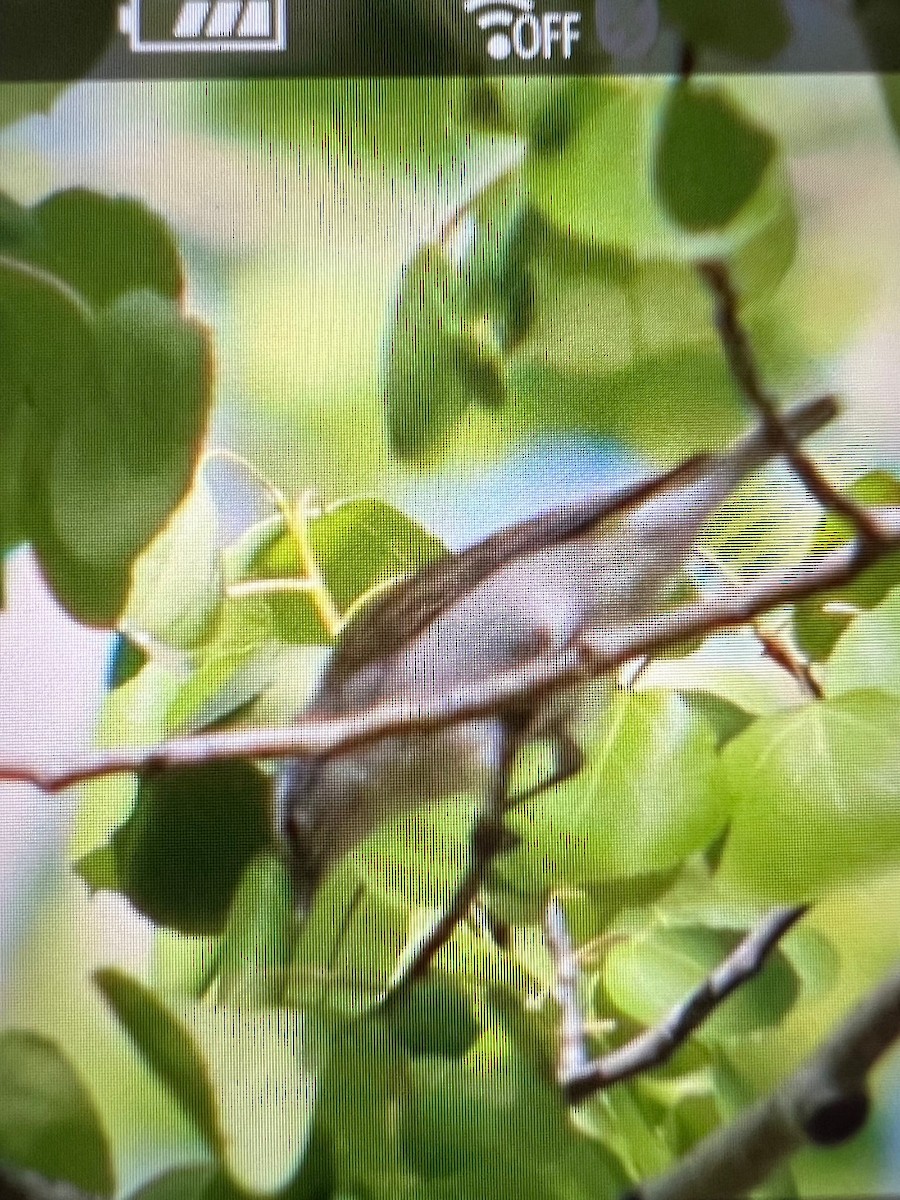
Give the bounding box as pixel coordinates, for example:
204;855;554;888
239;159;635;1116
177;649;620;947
545;900;808;1103
628;967;900;1200
1;508;898;794
698;258;889;556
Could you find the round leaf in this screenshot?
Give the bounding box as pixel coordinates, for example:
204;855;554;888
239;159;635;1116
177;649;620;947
718;690;900;900
497;689;728;901
28;190;183;306
655;86;775;232
825;588;900;700
380;974;479;1060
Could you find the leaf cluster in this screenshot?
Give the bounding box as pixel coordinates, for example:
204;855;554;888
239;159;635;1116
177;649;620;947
0;188;211;622
381;77;800;462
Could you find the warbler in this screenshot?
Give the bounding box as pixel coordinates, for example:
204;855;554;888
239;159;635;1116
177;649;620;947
278;395;836;913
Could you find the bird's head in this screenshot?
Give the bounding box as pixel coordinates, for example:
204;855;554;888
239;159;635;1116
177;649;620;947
276;755;370;918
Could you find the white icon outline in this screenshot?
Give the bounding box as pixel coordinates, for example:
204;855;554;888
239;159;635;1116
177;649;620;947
118;0;287;52
464;0;536;60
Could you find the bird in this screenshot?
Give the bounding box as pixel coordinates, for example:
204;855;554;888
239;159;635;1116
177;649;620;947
277;394;837;916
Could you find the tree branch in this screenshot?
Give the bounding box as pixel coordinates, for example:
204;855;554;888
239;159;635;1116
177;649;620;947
1;508;899;793
698;258;888;557
545;900;808;1104
628;966;900;1200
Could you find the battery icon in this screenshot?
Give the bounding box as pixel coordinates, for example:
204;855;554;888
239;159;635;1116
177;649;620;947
118;0;287;51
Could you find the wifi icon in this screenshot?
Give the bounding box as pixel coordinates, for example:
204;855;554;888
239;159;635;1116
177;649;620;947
464;0;536;60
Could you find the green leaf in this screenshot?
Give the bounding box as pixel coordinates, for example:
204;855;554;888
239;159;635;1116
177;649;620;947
97;975;324;1194
25;190;183;306
76;762;273;935
213;852;297;1005
128;1129;334;1200
199;79;465;170
0;84;67;129
603;920;800;1038
718;690;900;900
876;74;900;145
310;500;446;613
350;798;476;913
496;689;728;904
508;343;748;459
124;486;224;651
240;499;446;643
0;1032;114;1197
127;1166;222;1200
397;1048;554;1181
32;290;210;623
313;1014;407;1184
659;0;791;61
0;190;210;625
793;471;900;660
380;974;479;1060
382;246;505;460
655;86;775;232
526;84;664;252
825;587;900;700
176;1005;322;1195
291;862;410;1014
94;970;221;1150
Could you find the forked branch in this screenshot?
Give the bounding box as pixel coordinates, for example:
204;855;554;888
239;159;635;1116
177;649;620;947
544;899;808;1104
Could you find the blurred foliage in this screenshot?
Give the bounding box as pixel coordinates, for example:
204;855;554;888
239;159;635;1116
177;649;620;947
1;38;899;1200
0;189;211;623
0;1032;114;1196
0;0;116;83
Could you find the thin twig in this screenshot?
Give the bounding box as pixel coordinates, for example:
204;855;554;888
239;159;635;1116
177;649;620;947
753;627;822;698
545;900;807;1104
696;548;822;698
698;258;888;558
629;966;900;1200
1;508;899;794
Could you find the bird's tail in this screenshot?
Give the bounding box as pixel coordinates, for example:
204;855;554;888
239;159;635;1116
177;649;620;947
608;394;840;592
715;394;839;488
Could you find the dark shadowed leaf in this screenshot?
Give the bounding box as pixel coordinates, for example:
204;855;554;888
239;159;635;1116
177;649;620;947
380;974;479;1060
76;762;273;934
655;86;775;231
383;246;505;460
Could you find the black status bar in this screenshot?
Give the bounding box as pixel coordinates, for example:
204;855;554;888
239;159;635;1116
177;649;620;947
0;0;896;80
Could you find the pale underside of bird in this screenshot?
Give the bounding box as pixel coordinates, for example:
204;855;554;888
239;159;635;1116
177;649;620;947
277;394;837;912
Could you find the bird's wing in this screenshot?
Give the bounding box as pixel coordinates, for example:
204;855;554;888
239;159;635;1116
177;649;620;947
319;454;708;693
